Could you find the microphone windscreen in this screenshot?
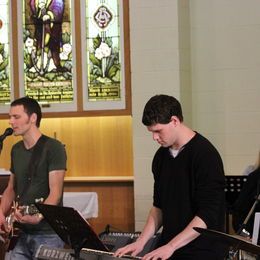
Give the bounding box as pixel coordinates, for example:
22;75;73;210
5;128;13;136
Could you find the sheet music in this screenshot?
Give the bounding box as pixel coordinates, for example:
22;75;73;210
252;212;260;245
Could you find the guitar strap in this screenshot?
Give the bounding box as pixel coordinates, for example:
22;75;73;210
3;135;49;251
16;135;48;205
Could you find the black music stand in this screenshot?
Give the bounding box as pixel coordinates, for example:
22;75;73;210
35;203;108;260
225;175;248;233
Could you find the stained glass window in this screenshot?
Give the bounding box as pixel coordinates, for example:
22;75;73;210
18;0;76;112
82;0;126;110
0;0;11;107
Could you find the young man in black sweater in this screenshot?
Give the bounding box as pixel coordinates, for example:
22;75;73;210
115;94;226;259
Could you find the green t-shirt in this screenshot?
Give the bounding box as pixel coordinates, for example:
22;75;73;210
10;135;67;234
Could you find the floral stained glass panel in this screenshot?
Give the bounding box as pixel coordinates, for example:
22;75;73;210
22;0;74;105
86;0;122;102
0;0;11;105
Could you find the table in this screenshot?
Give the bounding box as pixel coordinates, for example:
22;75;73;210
63;192;98;219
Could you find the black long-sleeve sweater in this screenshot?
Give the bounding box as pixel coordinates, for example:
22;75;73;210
152;133;226;259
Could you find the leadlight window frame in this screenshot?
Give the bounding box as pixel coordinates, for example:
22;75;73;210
16;0;77;113
0;1;131;117
0;0;14;113
81;0;126;111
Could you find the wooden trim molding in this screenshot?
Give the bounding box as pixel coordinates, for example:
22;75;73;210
65;176;134;183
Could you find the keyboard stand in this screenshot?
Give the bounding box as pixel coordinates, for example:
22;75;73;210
68;237;87;260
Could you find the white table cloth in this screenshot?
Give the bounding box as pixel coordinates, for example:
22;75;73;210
63;192;98;219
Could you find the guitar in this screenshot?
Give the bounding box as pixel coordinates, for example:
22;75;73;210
3;198;43;251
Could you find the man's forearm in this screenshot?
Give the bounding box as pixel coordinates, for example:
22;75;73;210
43;192;62;205
167;216;206;252
0;188;15;216
137;206;162;245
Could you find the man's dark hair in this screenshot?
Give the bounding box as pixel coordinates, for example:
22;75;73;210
142;94;183;126
11;97;42;127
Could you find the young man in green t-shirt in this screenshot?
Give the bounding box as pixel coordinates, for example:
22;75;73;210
0;97;67;259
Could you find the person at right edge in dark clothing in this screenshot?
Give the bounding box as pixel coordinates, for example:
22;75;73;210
114;94;227;259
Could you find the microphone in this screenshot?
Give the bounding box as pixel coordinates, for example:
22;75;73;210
0;128;13;142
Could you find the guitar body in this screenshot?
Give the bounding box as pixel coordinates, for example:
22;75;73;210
0;240;5;260
4;203;40;251
4;226;20;251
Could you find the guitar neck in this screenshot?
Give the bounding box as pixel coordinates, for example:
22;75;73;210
20;205;39;215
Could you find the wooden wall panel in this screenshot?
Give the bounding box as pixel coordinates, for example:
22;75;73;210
64;180;135;234
0;116;133;177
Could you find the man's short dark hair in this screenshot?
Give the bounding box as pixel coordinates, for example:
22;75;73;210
11;97;42;127
142;94;183;126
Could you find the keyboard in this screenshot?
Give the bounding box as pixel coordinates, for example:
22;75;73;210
35;245;142;260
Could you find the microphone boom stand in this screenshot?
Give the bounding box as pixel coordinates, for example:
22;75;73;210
0;140;3;155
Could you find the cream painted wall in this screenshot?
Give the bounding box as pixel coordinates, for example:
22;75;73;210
130;0;185;231
131;0;260;230
189;0;260;175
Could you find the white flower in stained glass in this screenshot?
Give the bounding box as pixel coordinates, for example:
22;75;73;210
95;48;103;60
25;37;34;48
0;53;3;64
100;42;111;57
63;43;72;55
95;42;111;60
60;52;68;60
25;37;35;54
59;43;72;60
